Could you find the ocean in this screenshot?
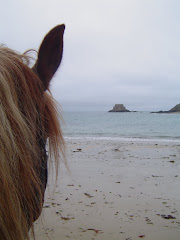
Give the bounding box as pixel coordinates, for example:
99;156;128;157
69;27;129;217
62;111;180;142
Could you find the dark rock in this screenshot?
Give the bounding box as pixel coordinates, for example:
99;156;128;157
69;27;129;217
151;103;180;114
109;104;130;112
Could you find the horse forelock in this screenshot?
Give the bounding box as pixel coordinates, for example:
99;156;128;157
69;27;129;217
0;46;65;240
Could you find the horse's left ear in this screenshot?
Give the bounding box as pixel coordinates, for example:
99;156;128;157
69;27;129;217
33;24;65;90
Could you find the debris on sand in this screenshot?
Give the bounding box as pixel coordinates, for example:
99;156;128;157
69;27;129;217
161;215;176;219
84;193;93;198
156;214;176;219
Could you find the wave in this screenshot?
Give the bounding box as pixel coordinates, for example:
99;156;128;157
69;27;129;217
64;135;180;143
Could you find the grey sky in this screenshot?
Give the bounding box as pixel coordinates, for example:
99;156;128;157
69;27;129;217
1;0;180;111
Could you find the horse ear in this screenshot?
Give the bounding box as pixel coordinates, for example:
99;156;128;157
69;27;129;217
33;24;65;90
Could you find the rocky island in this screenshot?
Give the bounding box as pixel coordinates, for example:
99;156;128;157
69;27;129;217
151;103;180;114
109;104;130;112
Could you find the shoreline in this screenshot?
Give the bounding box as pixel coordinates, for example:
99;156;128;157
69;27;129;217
64;136;180;144
32;138;180;240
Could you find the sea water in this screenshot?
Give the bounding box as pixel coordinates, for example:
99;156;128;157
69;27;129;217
62;111;180;142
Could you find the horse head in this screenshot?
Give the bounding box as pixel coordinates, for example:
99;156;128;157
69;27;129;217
0;25;65;240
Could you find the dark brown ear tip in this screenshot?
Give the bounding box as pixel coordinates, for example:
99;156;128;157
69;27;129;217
61;24;65;31
48;24;65;37
56;24;65;33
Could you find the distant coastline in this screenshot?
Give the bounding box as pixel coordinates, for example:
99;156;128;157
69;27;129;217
108;103;180;114
150;103;180;114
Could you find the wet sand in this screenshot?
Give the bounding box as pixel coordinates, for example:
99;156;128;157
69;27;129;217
31;139;180;240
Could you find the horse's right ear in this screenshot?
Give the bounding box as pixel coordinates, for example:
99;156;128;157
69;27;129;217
32;24;65;90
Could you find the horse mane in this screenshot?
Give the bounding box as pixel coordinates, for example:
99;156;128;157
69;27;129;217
0;46;65;239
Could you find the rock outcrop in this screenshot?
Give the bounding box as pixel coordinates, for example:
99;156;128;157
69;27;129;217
109;104;130;112
151;103;180;114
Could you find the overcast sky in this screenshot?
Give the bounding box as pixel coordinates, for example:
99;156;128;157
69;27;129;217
1;0;180;111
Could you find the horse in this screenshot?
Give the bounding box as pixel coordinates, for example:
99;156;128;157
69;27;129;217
0;24;65;240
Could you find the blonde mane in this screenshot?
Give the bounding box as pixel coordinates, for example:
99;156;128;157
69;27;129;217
0;25;65;240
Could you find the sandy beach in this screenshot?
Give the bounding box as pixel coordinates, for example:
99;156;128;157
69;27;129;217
31;138;180;240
